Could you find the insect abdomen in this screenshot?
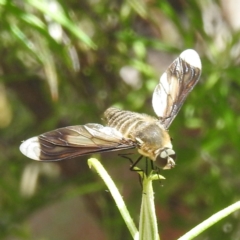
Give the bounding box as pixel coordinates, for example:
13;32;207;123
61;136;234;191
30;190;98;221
104;107;156;138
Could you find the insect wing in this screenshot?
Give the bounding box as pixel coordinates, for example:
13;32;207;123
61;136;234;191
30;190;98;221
152;49;202;129
20;124;136;161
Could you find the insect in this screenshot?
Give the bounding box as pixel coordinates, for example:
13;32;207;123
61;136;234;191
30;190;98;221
20;49;201;169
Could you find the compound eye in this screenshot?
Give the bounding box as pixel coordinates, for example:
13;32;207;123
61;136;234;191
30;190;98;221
164;148;176;160
156;148;176;169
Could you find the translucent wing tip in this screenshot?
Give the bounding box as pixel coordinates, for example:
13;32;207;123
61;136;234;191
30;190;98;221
180;49;201;70
20;137;41;161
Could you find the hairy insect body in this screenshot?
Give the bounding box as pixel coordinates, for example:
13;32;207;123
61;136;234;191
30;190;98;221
20;49;202;170
104;107;172;162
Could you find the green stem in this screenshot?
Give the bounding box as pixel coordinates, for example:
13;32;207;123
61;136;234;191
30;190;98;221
178;201;240;240
88;158;139;240
139;172;161;240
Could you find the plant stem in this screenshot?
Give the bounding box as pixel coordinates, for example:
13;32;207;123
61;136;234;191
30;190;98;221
139;172;160;240
88;158;139;240
178;201;240;240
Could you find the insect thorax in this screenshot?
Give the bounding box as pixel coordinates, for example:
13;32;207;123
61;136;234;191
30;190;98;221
104;107;172;161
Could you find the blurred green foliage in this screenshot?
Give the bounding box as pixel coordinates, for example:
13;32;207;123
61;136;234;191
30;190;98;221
1;0;240;239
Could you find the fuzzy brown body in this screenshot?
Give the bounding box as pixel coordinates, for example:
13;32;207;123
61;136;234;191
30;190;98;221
104;107;172;161
19;49;201;170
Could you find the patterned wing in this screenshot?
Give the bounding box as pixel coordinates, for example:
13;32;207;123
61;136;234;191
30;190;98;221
20;124;136;161
152;49;202;129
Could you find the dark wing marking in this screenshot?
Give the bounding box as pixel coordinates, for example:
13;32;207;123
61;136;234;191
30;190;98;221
20;123;136;161
152;49;202;129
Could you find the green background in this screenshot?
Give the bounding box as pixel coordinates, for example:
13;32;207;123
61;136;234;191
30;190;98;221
1;0;240;239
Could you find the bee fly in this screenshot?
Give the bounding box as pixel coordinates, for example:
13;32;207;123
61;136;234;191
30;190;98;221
20;49;201;169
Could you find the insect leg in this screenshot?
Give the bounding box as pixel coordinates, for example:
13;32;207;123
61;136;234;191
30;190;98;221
118;153;135;164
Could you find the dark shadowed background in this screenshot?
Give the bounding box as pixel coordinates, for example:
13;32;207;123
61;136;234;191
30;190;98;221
1;0;240;239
